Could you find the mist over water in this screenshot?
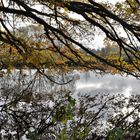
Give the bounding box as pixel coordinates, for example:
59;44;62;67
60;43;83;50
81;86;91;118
75;71;140;97
0;69;140;96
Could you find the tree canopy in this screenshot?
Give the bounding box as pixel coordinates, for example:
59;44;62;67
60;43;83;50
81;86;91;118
0;72;140;139
0;0;140;77
0;1;140;139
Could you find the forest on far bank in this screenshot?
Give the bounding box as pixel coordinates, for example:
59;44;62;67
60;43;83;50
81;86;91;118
0;24;139;76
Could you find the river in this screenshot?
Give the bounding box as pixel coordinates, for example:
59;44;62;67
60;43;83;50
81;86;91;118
75;71;140;97
0;69;140;139
1;69;140;96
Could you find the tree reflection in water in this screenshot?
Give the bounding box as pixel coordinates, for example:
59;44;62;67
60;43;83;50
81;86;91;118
0;71;140;140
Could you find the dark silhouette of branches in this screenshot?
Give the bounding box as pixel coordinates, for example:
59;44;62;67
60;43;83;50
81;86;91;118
0;0;139;78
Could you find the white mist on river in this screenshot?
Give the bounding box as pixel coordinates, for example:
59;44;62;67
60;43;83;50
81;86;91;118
75;71;140;97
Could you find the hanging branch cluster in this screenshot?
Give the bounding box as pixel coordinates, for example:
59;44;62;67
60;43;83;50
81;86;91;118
0;0;140;77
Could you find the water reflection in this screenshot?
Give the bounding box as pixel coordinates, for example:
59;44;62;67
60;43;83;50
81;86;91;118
0;70;140;139
1;69;140;96
76;71;140;97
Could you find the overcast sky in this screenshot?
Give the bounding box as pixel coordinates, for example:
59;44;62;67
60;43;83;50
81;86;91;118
0;0;133;50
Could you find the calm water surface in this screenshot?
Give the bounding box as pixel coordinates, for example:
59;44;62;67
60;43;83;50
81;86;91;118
75;71;140;97
1;69;140;96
